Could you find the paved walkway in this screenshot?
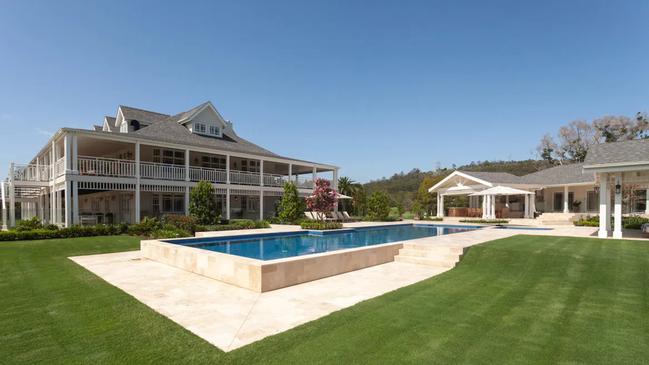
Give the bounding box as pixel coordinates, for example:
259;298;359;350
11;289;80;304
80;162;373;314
69;222;629;352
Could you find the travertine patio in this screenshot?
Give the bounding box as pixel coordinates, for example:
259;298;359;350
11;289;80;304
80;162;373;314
70;222;605;352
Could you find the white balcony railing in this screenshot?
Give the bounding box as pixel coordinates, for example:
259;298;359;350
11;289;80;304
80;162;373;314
54;158;65;178
296;176;313;189
229;170;261;186
78;156;136;177
11;163;50;182
263;173;287;187
140;161;186;181
189;166;227;183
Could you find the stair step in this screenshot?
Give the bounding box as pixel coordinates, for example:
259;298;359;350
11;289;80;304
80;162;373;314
401;244;464;255
394;255;457;268
398;248;460;261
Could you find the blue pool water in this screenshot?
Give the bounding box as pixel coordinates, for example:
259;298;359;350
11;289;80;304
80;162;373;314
164;224;481;261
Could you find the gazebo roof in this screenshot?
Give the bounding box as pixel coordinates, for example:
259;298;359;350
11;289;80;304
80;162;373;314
469;185;534;196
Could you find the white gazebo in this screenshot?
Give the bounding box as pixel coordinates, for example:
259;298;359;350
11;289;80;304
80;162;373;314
428;171;539;219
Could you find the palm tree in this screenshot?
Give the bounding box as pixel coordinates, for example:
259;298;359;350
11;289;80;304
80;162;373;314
338;176;361;213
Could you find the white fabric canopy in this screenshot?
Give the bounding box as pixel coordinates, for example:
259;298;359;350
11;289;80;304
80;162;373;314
469;185;533;196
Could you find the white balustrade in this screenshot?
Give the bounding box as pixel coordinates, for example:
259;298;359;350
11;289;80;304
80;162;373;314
12;164;50;182
140;161;186;181
229;170;261;185
78;156;135;177
296;176;313;189
189;166;227;183
263;173;287;187
54;158;65;177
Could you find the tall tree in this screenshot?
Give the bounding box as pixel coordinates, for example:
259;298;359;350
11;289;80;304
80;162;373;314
188;181;217;224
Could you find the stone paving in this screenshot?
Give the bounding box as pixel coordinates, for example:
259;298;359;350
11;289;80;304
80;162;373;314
69;221;634;352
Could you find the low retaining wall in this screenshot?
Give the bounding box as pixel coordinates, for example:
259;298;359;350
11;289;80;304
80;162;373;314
140;238;403;292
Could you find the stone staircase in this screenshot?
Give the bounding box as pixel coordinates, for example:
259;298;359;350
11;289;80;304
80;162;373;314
536;212;579;226
394;243;465;269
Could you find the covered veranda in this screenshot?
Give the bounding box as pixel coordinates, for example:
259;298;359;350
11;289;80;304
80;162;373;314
428;171;539;219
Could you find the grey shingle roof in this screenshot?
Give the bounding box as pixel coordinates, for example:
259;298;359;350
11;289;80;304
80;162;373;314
93;125;103;131
458;171;522;184
131;119;280;157
584;139;649;166
519;163;594;185
119;105;170;124
164;102;211;124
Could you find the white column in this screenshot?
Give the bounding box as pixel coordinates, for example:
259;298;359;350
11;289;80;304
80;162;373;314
598;173;610;238
312;166;317;185
55;188;61;225
72;181;79;225
563;185;569;213
530;192;536;218
260;160;264;187
9;164;15;228
71;135;78;173
184;186;190;216
64;181;72;227
439;194;444;217
64;134;72;173
38;192;45;222
613;174;623;239
50;187;55;225
490;195;496;219
184;149;190;182
36;157;41;181
481;195;487;219
226;155;231;184
134;142;141;223
259;190;264;221
645;189;649;215
226;188;231;220
1;181;7;231
288;163;293;183
524;194;529;219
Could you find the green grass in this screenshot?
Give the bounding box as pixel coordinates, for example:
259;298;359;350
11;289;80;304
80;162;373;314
1;235;649;364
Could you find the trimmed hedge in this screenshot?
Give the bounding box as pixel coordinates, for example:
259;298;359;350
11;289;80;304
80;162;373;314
300;221;343;230
197;219;271;232
459;219;510;224
574;215;649;229
0;224;128;241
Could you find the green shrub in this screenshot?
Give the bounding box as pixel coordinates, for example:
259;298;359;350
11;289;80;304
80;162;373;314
127;217;162;236
189;180;218;225
150;227;192;239
623;215;649;229
389;207;401;219
15;217;43;231
277;182;305;223
459;219;510;224
421;216;443;221
367;191;391;221
402;211;415;220
300;221;343;230
574;216;599;227
0;224;129;241
162;215;198;233
196;220;271;232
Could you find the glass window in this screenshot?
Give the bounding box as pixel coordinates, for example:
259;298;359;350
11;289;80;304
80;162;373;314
195;123;206;133
174;196;184;212
587;191;598;212
152;196;160;213
209;125;220;136
163;195;172;212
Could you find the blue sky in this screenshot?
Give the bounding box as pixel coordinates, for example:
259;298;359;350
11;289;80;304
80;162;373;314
1;0;647;182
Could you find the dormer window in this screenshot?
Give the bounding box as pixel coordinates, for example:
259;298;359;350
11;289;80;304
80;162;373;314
209;125;220;136
195;123;206;134
120;122;128;133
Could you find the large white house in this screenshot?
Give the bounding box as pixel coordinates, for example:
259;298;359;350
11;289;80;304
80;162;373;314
429;139;649;239
1;101;339;228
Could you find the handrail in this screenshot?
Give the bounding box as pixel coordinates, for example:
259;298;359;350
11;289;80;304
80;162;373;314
78;156;135;177
189;166;227;183
140;161;185;181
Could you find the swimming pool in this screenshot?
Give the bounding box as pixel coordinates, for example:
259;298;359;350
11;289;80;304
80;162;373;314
163;224;481;261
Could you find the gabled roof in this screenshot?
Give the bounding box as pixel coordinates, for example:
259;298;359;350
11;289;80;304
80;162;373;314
519;163;594;185
584;139;649;168
457;171;522;184
118;105;169;125
103;116;117;132
93;125;103;131
165;101;212;124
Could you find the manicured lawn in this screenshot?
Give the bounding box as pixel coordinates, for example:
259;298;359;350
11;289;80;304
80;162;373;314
1;235;648;364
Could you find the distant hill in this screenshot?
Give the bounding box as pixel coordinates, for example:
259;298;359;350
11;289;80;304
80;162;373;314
363;159;553;210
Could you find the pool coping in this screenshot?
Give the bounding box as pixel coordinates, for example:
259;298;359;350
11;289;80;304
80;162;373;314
141;223;482;292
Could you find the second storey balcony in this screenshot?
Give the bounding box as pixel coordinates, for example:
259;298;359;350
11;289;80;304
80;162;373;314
74;155;316;188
